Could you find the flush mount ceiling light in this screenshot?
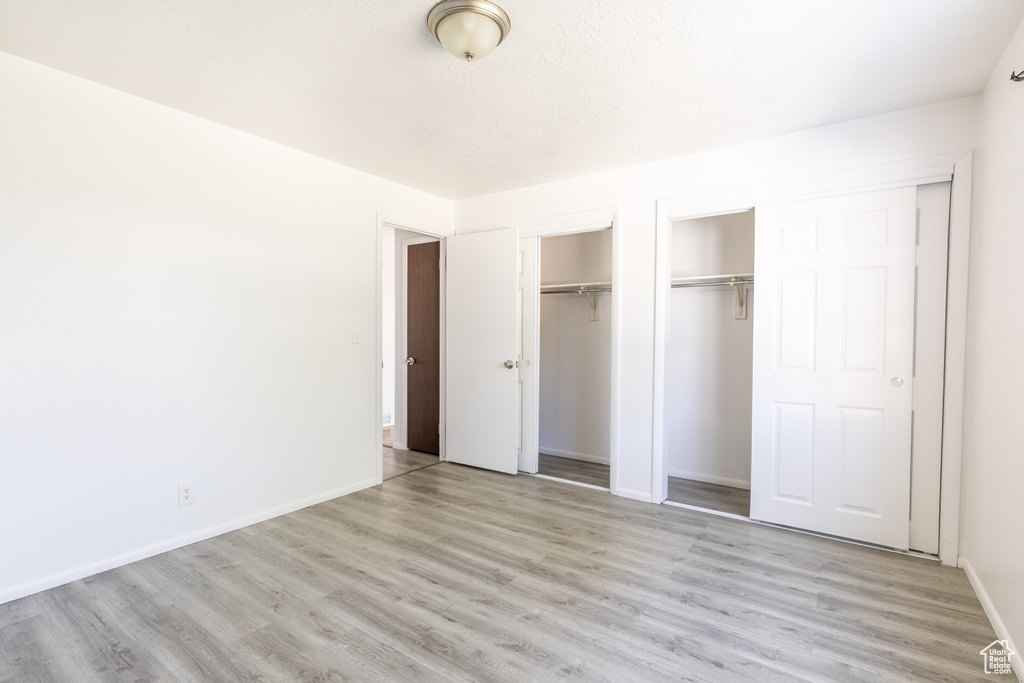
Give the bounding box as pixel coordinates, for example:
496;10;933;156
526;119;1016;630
427;0;511;62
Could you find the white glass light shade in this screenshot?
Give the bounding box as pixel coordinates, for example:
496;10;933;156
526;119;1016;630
436;11;502;61
427;1;511;62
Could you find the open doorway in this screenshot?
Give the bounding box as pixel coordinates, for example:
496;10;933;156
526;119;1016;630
532;229;613;489
662;211;755;516
392;210;618;482
381;226;443;480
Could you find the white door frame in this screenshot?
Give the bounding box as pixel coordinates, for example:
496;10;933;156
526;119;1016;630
376;214;449;485
463;207;621;491
652;151;973;567
910;181;953;555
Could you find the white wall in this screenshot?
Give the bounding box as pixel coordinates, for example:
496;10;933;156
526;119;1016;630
538;231;612;463
540;230;613;284
665;213;754;488
670;213;755;278
961;16;1024;677
456;96;979;502
0;52;452;603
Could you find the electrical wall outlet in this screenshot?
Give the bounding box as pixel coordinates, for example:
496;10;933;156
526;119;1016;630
178;482;194;507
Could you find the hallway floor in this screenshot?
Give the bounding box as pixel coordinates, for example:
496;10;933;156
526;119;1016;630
382;426;438;480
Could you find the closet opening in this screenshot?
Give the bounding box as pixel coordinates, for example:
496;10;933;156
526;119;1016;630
654;161;970;561
381;225;443;481
663;211;754;517
533;229;613;490
659;183;949;548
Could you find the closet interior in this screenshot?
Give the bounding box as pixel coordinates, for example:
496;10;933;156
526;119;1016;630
536;229;612;489
664;211;754;516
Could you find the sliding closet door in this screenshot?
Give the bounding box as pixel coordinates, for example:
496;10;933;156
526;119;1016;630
750;187;916;549
446;228;519;474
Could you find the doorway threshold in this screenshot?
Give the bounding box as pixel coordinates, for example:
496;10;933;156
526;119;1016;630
522;472;610;493
662;499;938;561
662;498;748;522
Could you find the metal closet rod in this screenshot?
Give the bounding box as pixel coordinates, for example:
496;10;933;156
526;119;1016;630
540;281;612;295
671;273;754;289
538;274;755;294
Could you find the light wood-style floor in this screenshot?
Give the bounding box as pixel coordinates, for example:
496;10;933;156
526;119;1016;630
539;454;751;517
383;447;439;480
0;463;996;682
537;453;610;487
667;476;751;517
383;426;439;480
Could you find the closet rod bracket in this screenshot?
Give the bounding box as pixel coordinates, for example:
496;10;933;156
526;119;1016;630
733;278;747;320
582;288;600;321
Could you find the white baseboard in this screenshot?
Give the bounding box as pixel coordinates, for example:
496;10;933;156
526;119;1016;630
0;476;378;606
539;447;609;465
960;557;1023;682
667;468;750;490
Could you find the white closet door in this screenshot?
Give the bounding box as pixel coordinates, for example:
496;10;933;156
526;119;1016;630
750;187;916;549
446;228;519;474
517;236;540;473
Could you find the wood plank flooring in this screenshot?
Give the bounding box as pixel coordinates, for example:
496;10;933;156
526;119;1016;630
537;454;750;518
0;463;997;682
537;453;609;488
382;427;439;480
667;476;751;517
383;446;439;480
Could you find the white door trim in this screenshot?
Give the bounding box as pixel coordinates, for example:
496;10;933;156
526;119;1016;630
652;151;972;566
910;182;952;554
376;214;450;485
941;151;972;566
461;206;618;238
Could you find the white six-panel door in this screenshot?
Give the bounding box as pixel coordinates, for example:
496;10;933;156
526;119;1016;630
750;187;916;549
445;228;520;474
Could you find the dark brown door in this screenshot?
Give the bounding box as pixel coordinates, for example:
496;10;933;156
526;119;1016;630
406;241;440;454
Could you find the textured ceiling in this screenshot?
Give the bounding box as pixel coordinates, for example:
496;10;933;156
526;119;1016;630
1;1;1021;199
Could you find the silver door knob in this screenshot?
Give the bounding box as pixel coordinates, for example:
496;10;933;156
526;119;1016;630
891;376;904;387
503;360;516;369
406;357;415;365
